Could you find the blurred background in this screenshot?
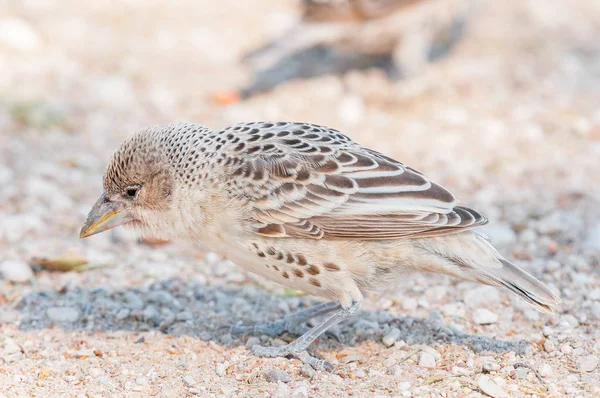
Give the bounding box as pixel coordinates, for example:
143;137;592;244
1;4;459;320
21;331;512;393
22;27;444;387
1;0;600;395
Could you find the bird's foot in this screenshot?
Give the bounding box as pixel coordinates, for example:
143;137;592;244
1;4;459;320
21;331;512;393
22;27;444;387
226;301;342;338
227;321;341;342
228;318;290;337
250;344;333;372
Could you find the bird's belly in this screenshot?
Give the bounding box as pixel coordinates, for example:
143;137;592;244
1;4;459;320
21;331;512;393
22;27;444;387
202;236;359;302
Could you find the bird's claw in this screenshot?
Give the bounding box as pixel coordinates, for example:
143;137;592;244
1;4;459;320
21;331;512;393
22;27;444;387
250;345;333;371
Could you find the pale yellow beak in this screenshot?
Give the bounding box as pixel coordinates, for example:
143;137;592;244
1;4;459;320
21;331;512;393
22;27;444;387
79;193;134;238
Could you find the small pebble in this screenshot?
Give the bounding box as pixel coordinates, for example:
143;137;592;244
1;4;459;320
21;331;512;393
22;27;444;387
47;307;80;323
340;355;361;364
572;347;584;356
382;328;401;347
3;339;21;355
538;363;554;377
472;308;498;325
560;344;573;355
175;311;193;322
483;361;501;372
245;337;261;348
300;364;315;379
274;381;290;398
418;352;436;368
88;368;104;379
577;355;599;372
291;385;309;398
215;363;225;377
263;369;291;383
543;340;555;353
354;369;366;378
123;292;144;309
398;381;411;391
477;375;509;398
182;375;195;386
560;314;579;328
514;368;528;379
270;338;286;347
0;260;33;283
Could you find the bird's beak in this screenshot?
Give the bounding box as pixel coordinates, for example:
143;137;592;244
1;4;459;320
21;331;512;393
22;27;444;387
79;193;135;238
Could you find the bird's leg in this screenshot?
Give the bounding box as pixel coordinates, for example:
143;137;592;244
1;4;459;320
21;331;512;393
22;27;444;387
229;300;341;337
250;301;361;371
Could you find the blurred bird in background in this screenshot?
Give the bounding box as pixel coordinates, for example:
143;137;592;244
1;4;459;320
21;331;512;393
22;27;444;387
214;0;477;103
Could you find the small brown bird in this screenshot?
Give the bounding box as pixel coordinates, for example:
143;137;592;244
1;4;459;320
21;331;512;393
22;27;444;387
218;0;475;102
80;122;560;370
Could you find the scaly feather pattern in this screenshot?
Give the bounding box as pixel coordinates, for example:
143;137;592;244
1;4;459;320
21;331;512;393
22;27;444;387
216;122;487;240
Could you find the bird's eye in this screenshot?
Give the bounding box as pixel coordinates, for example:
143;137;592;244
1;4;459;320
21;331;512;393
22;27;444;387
124;185;140;198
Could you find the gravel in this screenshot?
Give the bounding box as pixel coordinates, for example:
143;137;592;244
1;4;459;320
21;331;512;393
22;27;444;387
0;0;599;396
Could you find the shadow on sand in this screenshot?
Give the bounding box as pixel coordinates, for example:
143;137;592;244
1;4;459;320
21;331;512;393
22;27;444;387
14;277;529;355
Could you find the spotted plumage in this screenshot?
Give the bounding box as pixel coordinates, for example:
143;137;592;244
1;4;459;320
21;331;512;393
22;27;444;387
81;121;561;370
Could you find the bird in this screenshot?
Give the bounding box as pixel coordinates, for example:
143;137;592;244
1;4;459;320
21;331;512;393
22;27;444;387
214;0;475;103
80;121;561;370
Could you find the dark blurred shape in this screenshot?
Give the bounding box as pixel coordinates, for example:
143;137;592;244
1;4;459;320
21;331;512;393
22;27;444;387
217;0;475;103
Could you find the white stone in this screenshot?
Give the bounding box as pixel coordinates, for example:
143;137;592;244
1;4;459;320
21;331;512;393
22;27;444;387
3;339;22;355
382;328;401;347
483;361;501;372
418;352;436;368
477;375;509;398
538;363;554;377
560;314;579;328
398;382;411;391
88;368;104;378
274;381;290;398
543;340;555;353
0;260;33;283
577;355;599;372
560;344;573;355
291;385;309;398
441;302;465;317
472;308;498;325
420;346;441;360
215;363;225;377
183;375;195;386
47;307;80;322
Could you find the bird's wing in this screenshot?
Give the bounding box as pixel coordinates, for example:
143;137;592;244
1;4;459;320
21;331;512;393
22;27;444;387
220;122;487;240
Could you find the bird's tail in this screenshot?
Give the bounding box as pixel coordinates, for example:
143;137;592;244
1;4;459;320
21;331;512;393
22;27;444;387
475;257;561;313
419;232;562;314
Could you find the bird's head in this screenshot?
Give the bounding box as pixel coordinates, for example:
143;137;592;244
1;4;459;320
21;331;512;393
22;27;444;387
79;126;176;239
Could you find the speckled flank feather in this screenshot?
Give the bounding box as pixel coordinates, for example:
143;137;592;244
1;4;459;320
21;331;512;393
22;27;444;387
101;122;561;313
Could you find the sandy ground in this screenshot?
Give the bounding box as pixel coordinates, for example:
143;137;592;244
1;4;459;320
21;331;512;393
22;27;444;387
1;0;600;397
